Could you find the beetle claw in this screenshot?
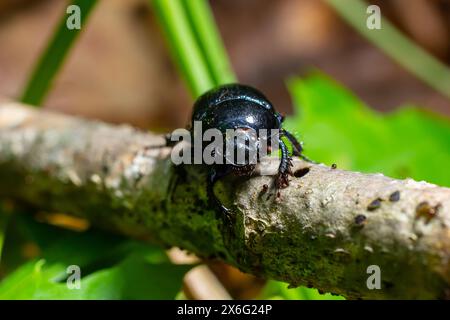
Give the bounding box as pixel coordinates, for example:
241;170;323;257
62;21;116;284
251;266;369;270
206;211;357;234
275;172;290;189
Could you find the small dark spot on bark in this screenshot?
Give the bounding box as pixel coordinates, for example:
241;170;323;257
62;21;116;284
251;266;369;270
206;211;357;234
354;214;367;226
389;190;400;202
276;191;281;198
261;184;268;194
367;198;382;211
294;167;310;178
416;201;441;223
331;163;337;169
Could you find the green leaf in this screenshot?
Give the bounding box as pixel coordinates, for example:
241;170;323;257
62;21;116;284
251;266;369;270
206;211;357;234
0;254;189;300
75;253;191;300
259;281;345;300
20;0;98;106
284;73;450;187
0;217;192;299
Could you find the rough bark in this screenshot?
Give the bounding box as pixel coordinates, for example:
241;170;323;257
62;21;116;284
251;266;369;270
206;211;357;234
0;101;449;299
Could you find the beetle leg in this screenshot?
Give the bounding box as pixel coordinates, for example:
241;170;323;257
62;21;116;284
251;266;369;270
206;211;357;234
275;139;292;189
282;129;317;164
281;129;302;156
207;166;233;221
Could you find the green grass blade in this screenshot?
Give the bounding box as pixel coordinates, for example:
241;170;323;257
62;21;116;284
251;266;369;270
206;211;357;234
182;0;236;85
152;0;215;98
325;0;450;100
20;0;98;106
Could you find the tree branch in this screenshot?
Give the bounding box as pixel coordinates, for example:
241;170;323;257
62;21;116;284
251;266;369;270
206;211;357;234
0;101;449;299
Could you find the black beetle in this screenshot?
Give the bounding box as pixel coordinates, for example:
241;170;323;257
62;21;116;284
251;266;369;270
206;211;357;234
183;83;314;215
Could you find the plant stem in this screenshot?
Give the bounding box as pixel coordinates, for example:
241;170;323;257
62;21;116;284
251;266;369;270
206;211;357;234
20;0;98;106
152;0;215;98
182;0;236;86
